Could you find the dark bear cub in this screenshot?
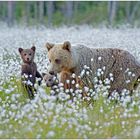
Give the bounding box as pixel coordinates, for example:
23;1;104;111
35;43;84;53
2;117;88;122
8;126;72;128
18;46;42;99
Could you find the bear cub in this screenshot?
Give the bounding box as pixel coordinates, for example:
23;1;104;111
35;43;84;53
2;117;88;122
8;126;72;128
42;71;86;98
42;72;58;87
18;46;42;99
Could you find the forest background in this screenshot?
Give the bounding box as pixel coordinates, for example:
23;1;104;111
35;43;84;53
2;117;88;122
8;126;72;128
0;1;140;27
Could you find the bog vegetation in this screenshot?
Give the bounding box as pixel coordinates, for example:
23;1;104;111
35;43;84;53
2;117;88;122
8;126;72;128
0;25;140;138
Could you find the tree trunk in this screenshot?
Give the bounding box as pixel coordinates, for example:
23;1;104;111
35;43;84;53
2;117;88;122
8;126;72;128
0;2;2;20
126;1;131;23
1;2;6;21
7;1;14;27
39;1;44;24
65;1;73;23
34;2;38;23
24;1;31;25
74;1;79;14
47;1;54;26
129;2;140;24
108;1;117;26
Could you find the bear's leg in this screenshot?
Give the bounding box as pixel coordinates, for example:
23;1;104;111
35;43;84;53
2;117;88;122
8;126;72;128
60;71;72;89
60;71;89;100
25;85;35;99
36;71;43;85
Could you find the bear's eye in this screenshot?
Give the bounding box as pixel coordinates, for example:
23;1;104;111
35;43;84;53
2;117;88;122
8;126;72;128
24;53;27;56
49;59;51;63
29;53;32;56
55;59;61;64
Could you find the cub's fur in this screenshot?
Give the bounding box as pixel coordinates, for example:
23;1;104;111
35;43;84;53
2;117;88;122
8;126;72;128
42;72;59;96
46;41;140;95
19;46;42;99
42;72;58;87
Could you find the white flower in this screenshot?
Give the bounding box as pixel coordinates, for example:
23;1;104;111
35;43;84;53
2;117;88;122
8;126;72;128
5;89;11;94
70;88;74;93
65;89;69;93
72;80;75;84
47;131;55;138
84;86;89;92
66;80;70;84
58;83;64;87
120;67;123;70
133;126;140;138
72;73;76;78
125;68;130;73
97;71;101;77
86;71;90;75
109;73;113;77
98;56;102;61
132;73;135;77
103;66;106;70
126;80;130;83
91;58;94;62
110;77;114;81
27;80;33;86
97;68;102;72
95;121;99;126
75;84;79;88
128;71;132;76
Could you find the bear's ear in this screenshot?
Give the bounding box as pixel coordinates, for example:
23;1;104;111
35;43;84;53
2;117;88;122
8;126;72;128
18;48;23;54
45;42;54;51
31;46;36;52
63;41;71;52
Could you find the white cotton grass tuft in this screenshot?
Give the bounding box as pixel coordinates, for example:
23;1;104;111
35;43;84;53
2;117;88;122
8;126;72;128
0;25;140;139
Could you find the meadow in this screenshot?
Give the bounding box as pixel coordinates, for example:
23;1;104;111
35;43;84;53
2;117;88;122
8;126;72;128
0;24;140;138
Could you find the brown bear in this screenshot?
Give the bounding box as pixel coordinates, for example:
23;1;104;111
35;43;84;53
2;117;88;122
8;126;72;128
45;41;140;96
18;46;42;99
42;71;82;90
42;72;58;87
42;72;60;96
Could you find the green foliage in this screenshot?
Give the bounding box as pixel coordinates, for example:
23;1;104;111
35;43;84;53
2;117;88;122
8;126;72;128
0;1;140;26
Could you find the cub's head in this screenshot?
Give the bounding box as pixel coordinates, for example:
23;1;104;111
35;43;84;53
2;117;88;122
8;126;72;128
45;41;73;74
42;72;58;87
18;46;36;63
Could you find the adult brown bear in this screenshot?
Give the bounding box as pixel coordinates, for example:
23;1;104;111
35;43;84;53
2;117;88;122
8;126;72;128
45;41;140;95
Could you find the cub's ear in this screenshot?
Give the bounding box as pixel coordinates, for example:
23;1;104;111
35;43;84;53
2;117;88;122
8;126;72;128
63;41;71;52
31;46;36;52
45;42;54;51
18;48;23;53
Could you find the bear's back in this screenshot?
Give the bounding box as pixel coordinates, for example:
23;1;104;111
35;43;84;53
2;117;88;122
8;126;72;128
72;45;140;92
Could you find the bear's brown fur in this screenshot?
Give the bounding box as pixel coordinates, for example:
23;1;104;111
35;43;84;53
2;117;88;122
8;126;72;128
45;41;140;95
19;46;42;99
43;70;87;99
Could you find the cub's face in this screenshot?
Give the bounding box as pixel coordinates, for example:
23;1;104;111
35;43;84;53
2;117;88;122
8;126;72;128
18;46;36;63
46;41;72;74
42;73;58;87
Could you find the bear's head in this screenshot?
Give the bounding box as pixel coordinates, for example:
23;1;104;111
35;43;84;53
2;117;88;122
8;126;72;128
46;41;73;74
18;46;36;63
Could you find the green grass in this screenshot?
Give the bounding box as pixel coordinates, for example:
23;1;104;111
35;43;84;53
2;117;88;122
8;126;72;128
0;76;140;139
